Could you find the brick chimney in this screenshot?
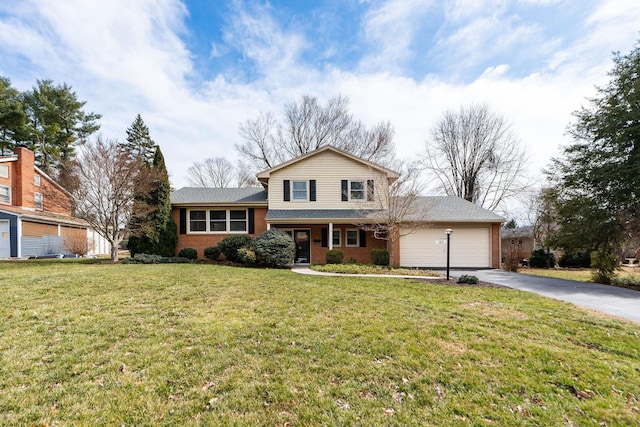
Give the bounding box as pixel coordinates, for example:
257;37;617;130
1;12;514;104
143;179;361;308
13;147;35;209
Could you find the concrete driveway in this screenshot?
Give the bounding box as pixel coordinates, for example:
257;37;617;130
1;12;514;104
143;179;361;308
446;269;640;324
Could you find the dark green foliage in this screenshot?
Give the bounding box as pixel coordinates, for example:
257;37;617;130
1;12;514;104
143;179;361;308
127;146;176;257
548;41;640;266
347;257;357;264
218;235;253;262
21;79;101;175
204;246;221;261
457;274;479;284
237;247;257;265
371;249;390;266
122;114;156;165
0;77;27;155
252;229;295;267
611;276;640;291
121;253;191;264
326;249;343;264
590;251;618;285
529;248;556;269
559;252;591;268
178;248;198;260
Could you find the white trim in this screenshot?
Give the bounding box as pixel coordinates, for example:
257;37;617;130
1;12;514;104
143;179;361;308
332;227;342;248
34;174;41;187
0;184;11;205
328;222;333;250
348;180;366;202
291;180;308;202
187;208;248;234
0;164;8;178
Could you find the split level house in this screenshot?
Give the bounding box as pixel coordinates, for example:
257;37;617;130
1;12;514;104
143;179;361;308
0;147;109;258
171;146;504;268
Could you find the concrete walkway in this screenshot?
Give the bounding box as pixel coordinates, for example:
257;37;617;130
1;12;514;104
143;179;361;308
447;269;640;324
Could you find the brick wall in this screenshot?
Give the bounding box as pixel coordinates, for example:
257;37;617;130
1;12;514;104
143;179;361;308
492;223;501;268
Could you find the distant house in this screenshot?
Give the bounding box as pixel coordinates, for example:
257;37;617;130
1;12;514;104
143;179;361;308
171;146;504;267
0;147;108;258
501;226;536;262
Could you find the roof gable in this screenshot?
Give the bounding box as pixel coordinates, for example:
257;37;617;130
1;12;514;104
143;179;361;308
255;145;399;180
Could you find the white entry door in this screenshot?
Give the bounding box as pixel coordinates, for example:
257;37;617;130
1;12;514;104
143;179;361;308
0;220;10;258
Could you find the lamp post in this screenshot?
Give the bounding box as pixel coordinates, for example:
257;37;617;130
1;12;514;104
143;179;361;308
445;229;453;280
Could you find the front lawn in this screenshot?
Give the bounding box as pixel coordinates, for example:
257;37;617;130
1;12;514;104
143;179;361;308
521;267;640;289
1;260;639;425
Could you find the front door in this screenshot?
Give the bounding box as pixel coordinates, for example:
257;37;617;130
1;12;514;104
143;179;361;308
294;230;311;264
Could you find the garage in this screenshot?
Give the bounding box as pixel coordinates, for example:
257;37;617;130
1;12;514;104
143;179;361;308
400;225;492;268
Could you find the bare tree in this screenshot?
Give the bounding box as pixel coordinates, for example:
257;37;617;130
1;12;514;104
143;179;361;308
237;95;395;171
423;103;528;212
69;139;144;261
186;157;260;188
357;161;430;265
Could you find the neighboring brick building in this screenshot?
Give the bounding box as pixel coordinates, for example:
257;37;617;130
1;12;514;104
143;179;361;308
0;147;108;258
172;146;504;267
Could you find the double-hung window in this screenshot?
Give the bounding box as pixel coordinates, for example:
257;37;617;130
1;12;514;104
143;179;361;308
0;165;8;178
34;192;43;210
350;180;365;201
209;210;227;231
34;174;41;186
189;210;207;232
229;210;247;232
332;229;342;247
346;229;359;247
292;181;307;201
0;185;11;205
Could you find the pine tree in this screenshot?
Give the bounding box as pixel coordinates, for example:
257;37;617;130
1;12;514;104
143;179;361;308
122;114;156;165
127;146;176;257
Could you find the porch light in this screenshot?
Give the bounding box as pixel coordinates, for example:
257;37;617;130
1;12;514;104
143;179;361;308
445;229;453;280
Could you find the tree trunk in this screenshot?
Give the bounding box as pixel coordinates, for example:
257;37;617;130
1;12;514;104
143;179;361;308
110;240;119;261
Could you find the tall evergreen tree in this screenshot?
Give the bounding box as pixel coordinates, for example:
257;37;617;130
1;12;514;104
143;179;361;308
0;77;27;155
548;40;640;281
21;79;101;174
122;114;156;165
127;146;177;257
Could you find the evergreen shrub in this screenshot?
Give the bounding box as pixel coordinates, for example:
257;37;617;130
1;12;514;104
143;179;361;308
218;235;253;262
252;229;295;267
371;249;390;266
204;246;221;261
326;249;344;264
178;248;198;260
529;248;556;268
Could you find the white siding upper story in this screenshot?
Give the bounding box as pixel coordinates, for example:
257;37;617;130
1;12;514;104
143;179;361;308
267;149;391;210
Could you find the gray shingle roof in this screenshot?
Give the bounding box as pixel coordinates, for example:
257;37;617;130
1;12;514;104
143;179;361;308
404;196;505;223
265;209;386;220
171;187;267;204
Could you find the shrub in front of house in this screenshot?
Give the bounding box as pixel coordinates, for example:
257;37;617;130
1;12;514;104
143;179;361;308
218;235;253;263
457;274;479;284
371;249;390;266
204;246;221;261
326;249;344;264
178;248;198;260
529;248;556;268
559;252;591;268
252;229;295;267
121;253;191;264
237;247;257;265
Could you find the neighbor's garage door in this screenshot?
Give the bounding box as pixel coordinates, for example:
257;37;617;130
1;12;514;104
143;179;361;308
400;226;491;268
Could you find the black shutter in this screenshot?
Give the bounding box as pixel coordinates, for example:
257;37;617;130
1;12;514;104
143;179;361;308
321;228;328;247
248;208;255;234
367;180;374;201
179;208;186;235
310;180;316;202
341;180;348;201
359;229;366;247
284;180;290;201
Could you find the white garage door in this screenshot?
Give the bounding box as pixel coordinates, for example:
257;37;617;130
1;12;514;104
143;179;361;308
400;226;491;268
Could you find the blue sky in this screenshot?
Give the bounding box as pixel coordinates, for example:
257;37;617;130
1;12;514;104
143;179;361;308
0;0;638;206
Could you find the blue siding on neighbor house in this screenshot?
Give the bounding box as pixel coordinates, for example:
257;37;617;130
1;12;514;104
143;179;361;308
0;211;18;257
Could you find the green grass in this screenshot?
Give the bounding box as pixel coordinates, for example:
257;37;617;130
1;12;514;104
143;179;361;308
1;260;639;425
311;263;440;276
521;267;640;283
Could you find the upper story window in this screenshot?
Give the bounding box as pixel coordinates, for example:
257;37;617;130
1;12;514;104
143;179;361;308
350;181;365;201
0;164;8;179
34;192;43;210
0;185;11;205
34;174;41;186
189;209;247;233
292;181;307;201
